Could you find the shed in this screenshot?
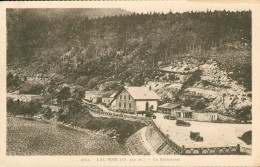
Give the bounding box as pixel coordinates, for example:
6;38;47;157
158;103;181;115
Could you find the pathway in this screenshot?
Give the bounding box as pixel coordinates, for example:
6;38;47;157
140;127;157;155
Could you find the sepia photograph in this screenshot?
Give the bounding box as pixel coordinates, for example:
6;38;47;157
1;1;260;166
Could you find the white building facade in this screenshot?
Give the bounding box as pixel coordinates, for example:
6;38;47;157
110;86;160;113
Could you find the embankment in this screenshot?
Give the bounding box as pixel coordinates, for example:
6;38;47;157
145;124;180;155
125;127;150;155
125;123;181;155
58;109;146;144
8;102;146;145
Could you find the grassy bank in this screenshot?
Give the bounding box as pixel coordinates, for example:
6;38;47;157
58;104;145;144
7;117;129;155
7;98;145;144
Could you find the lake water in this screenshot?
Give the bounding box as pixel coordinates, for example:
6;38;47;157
7;117;129;155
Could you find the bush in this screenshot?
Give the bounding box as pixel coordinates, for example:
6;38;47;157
58;114;67;122
181;70;202;90
19;103;31;115
28;100;42;114
20;83;45;95
168;74;175;81
7;72;21;87
75;76;89;87
58;108;64;114
7;99;42;116
49;74;65;87
235;105;251;123
67;98;81;114
7;98;19;114
184;98;194;107
131;74;145;86
103;81;119;91
57;87;71;103
191;100;206;110
7;72;22;92
72;86;85;100
44;107;54;120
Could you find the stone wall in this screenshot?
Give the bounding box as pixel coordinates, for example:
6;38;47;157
125;128;150;155
145;124;180;155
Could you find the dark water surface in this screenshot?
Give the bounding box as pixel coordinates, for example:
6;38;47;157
7;117;128;155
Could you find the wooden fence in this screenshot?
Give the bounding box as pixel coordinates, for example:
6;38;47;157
183;145;240;155
150;120;242;155
240;146;252;155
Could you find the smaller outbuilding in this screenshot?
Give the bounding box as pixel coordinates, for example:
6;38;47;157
84;91;102;103
159;103;218;122
158;103;182;115
174;106;193;119
7;93;41;103
193;112;218;122
102;92;116;105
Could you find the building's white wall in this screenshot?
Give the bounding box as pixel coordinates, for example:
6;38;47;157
85;92;102;103
7;94;40;102
135;100;158;111
170;107;181;115
85;94;95;100
110;88;159;112
114;90;136;111
193;112;218;121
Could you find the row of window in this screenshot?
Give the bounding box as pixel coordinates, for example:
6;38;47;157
120;95;131;100
119;102;132;109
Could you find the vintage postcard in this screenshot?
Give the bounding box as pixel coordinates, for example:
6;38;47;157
0;1;260;167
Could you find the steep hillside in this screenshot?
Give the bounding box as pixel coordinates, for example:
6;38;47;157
149;57;251;116
7;9;251;88
7;9;252;118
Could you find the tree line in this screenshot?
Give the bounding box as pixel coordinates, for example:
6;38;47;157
7;9;252;90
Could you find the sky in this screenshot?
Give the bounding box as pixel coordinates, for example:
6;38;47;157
104;1;253;14
2;1;253;14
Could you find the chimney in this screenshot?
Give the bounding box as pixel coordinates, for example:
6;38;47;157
149;85;152;91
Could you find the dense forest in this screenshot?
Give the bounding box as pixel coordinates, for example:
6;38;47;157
7;9;251;91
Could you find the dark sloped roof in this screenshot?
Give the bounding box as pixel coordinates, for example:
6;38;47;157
102;91;113;98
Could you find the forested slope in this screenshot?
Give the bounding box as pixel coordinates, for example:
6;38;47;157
7;9;251;91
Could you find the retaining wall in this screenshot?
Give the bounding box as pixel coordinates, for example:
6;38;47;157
145;124;180;155
125;128;150;155
146;120;244;155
